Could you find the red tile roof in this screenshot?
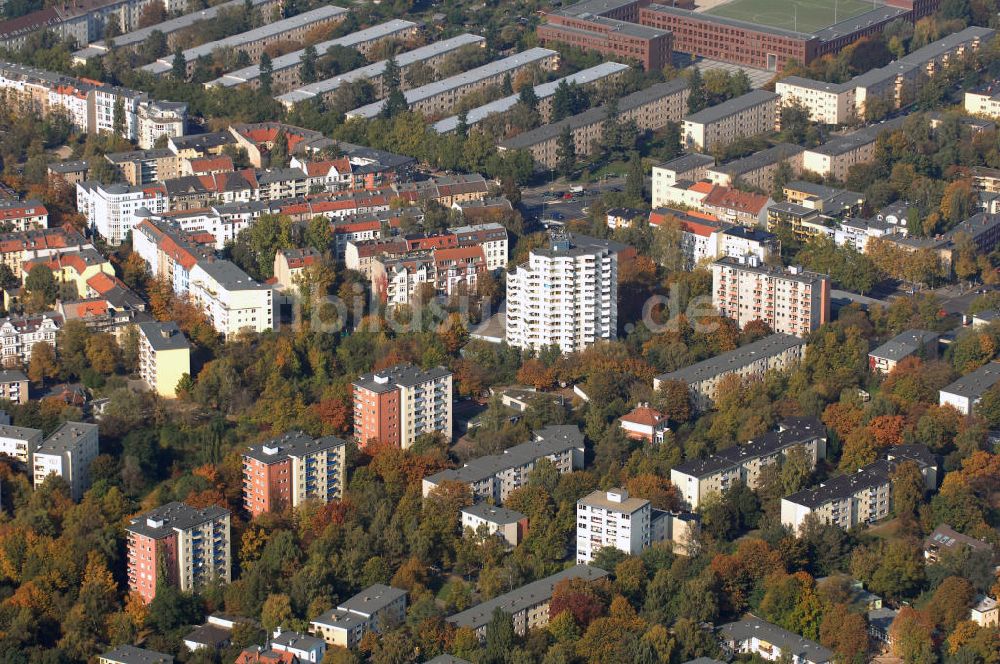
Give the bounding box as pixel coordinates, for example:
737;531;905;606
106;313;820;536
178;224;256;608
621;404;665;427
703;186;769;215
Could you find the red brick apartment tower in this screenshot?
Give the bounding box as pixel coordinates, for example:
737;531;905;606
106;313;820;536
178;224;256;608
352;377;401;450
126;519;179;603
243;453;292;517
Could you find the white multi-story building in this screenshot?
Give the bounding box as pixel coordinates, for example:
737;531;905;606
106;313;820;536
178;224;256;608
682;89;779;152
868;329;939;375
461;503;527;547
76;180;167;246
0;313;61;367
670;417;827;510
720;618;833;664
422;425;585;503
453;223;509;271
32;421;99;500
576;488;651;564
126;502;231;603
188;260;274;337
506;231;620;354
0;423;42;464
712;256;830;338
651;153;716;204
775;77;856;125
137;100;187;149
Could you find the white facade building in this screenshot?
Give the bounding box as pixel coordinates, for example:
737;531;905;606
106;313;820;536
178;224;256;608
506;232;620;354
0;424;42;464
32;421;99;500
77;181;167;246
188;261;274;337
576;488;651;564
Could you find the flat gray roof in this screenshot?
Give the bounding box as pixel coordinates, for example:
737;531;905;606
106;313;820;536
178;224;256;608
195;259;270;290
207;19;417;88
347;47;559;119
446;565;608;631
73;0;276;59
673;417;823;478
812;5;907;42
99;645;173;664
137;321;189;352
941;361;1000;399
719;618;833;664
0;423;41;440
655;333;807;387
655;152;715;173
869;329;938;362
433;61;630;133
337;584;406;617
143;6;348;75
36;421;97;455
712;143;803;177
462;502;526;525
425;425;584;487
558;0;643;17
354;363;451;393
783;459;893;508
684;89;778;126
777;75;851;94
0;368;28;383
276;33;486;106
126;501;229;539
244;431;345;464
500;78;688;149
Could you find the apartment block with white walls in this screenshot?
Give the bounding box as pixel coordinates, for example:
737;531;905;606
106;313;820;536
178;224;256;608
76;181;167;246
32;421;99;500
188;260;274;337
506;231;620;354
576;488;651;564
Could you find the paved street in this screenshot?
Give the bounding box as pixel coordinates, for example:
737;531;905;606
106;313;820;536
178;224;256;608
520;175;631;227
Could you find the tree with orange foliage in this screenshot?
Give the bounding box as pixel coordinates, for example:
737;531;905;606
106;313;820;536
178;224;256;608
889;607;935;662
517;358;555;390
311;396;352;435
709;538;784;613
624;474;680;510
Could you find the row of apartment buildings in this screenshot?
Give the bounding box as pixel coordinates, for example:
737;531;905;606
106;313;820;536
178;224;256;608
276;33;488;108
682;89;779;153
498;78;689;169
205;19;421;91
0;420;99;500
346;48;561;120
776;26;996;125
432;62;631;134
72;0;282;61
142;5;349;77
0;60;187;149
0;0;164;50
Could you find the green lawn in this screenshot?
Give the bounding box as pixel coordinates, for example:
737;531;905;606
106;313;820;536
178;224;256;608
705;0;878;33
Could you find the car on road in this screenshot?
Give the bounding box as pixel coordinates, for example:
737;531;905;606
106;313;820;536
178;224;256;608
549;211;564;220
563;193;573;200
581;207;589;214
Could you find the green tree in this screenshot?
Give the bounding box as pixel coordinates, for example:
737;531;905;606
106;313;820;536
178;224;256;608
686;66;706;113
171;47;186;79
556;125;576;177
25;264;57;305
300;44;318;84
259;52;274;96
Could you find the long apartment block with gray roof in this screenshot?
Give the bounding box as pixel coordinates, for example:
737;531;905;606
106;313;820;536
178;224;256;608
781;445;936;534
142;5;348;77
670;417;826;509
72;0;281;61
422;425;585;504
682;89;779;152
311;583;407;648
498;78;688;169
719;617;833;664
433;61;629;133
346;47;561;119
446;564;608;637
868;329;939;374
939;360;1000;415
206;19;420;90
276;33;486;108
654;333;808;413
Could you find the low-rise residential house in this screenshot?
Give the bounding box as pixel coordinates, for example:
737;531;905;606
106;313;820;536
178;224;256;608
719;617;834;664
939;361;1000;415
970;595;998;627
461;503;528;547
99;645;173;664
269;629;326;663
619;403;669;443
0;199;48;231
923;523;994;563
868;330;939;374
0;313;62;367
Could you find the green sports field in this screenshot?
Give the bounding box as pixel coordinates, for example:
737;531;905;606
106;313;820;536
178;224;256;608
705;0;880;34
